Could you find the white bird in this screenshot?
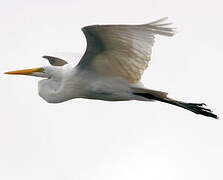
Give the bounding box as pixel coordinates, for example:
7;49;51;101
5;17;218;119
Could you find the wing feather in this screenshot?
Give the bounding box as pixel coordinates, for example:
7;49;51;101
42;56;68;66
78;17;175;83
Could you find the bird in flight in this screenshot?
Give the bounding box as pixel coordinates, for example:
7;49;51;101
5;17;218;119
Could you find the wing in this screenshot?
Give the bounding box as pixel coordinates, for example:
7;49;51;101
42;55;68;66
77;17;175;83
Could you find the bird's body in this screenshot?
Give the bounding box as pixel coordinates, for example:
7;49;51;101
38;64;143;103
5;17;218;119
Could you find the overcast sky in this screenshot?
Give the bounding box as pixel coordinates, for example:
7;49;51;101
1;0;223;180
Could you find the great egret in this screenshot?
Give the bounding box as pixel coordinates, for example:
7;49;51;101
5;17;218;119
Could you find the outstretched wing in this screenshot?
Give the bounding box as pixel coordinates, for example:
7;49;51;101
42;55;68;66
77;17;175;83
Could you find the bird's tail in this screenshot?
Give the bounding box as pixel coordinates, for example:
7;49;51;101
133;88;218;119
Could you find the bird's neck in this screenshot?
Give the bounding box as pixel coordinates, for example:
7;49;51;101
38;75;84;103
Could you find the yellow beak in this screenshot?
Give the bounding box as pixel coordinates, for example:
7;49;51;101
5;67;44;75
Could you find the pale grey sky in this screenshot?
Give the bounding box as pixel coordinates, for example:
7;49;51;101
1;0;223;180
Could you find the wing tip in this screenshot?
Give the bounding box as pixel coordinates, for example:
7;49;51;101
148;17;169;25
145;17;176;36
42;55;57;59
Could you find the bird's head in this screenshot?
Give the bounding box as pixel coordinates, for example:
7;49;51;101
4;56;68;79
4;66;65;80
4;56;75;103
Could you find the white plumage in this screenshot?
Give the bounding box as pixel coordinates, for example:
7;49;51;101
5;18;218;119
79;17;174;83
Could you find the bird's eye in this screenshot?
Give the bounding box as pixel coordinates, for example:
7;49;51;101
37;67;45;73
